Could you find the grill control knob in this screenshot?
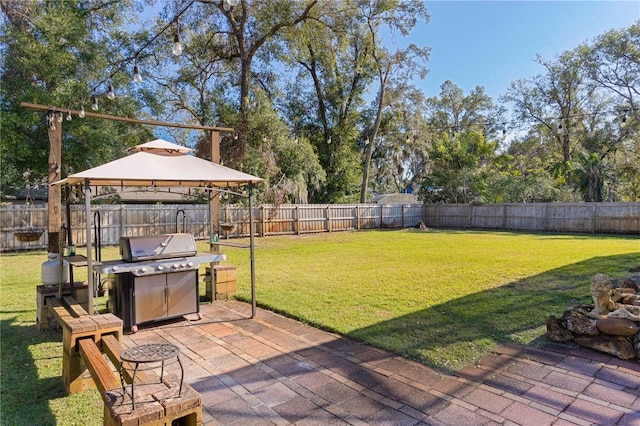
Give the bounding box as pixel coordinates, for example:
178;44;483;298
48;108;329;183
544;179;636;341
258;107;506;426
139;267;147;274
181;263;187;268
157;265;165;271
187;262;194;268
172;263;179;270
112;266;119;272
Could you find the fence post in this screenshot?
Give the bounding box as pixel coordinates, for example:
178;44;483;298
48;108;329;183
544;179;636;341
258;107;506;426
119;206;124;240
294;205;299;235
260;205;266;237
356;205;360;230
401;205;405;228
503;204;507;230
543;204;549;231
327;205;332;233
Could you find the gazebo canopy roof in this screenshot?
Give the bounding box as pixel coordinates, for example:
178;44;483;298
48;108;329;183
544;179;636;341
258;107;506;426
55;139;262;188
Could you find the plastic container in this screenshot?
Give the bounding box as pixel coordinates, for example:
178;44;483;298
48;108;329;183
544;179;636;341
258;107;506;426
41;253;69;285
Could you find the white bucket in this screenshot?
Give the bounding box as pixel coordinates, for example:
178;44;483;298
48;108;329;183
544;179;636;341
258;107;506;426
41;253;69;285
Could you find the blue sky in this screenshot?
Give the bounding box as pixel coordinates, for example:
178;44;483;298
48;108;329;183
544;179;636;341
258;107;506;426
394;1;640;101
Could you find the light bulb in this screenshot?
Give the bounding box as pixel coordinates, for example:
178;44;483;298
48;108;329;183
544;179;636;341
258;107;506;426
223;0;231;11
91;96;98;111
57;112;63;122
133;64;143;83
228;0;240;6
79;105;85;118
172;34;182;56
66;108;72;121
107;84;115;100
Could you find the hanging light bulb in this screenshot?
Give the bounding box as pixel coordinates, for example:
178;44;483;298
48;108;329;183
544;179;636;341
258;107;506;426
57;111;63;122
107;84;115;100
228;0;240;6
133;63;143;83
79;105;85;118
222;0;231;11
172;33;182;56
48;113;56;130
66;107;72;121
91;95;98;111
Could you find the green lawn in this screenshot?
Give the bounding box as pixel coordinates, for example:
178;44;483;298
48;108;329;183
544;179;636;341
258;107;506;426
221;229;639;370
1;229;638;425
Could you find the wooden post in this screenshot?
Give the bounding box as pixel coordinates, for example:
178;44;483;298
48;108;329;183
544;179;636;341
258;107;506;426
47;112;63;253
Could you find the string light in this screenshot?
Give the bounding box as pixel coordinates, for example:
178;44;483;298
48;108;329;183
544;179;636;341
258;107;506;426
133;63;143;83
91;95;99;111
107;84;115;100
66;107;72;121
172;33;183;56
79;105;85;118
48;112;56;130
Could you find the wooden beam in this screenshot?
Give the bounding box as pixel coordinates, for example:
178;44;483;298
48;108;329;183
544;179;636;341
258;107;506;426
78;338;121;399
62;295;89;317
21;102;234;133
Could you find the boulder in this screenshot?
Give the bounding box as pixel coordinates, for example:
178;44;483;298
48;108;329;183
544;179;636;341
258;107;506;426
546;316;574;342
596;317;639;336
574;335;636;360
561;309;599;336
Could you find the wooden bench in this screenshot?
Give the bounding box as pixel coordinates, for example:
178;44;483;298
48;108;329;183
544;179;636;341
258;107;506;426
41;292;202;425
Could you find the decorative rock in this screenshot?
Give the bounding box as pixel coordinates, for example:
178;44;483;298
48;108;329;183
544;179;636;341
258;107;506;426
546;316;574;342
591;274;616;317
596;317;639;336
561;309;599;336
574;335;636;360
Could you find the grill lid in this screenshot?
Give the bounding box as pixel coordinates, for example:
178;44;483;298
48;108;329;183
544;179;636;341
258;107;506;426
119;233;197;262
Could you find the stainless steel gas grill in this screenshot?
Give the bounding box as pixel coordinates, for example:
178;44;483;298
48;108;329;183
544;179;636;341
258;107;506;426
95;233;225;332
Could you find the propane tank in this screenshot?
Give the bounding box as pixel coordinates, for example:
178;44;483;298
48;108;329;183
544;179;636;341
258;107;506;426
41;253;69;285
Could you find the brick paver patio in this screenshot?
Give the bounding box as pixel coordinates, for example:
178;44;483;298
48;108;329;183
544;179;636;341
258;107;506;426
123;300;640;425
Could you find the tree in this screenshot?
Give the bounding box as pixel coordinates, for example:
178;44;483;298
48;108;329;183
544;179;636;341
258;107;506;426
279;1;372;202
419;130;495;203
582;23;640;123
0;0;152;197
502;51;594;188
358;0;430;202
173;0;320;169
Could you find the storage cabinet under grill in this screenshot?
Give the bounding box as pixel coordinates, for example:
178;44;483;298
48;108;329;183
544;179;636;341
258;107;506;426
111;270;199;330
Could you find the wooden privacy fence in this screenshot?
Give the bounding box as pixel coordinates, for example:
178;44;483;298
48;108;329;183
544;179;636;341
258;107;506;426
1;203;424;251
423;202;640;234
2;202;638;251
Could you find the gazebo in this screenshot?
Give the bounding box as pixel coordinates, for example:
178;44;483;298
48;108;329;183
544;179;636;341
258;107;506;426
54;139;263;316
